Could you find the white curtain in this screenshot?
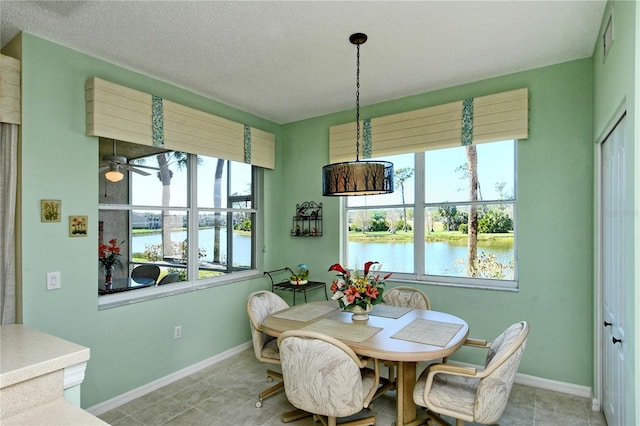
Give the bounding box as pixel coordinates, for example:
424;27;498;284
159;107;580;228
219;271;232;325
0;122;18;324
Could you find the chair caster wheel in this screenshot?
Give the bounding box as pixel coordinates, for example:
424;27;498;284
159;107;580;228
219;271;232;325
256;401;262;408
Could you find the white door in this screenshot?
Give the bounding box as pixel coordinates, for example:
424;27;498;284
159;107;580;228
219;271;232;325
601;114;626;426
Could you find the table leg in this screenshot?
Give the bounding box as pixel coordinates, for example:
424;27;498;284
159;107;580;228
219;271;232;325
396;361;417;425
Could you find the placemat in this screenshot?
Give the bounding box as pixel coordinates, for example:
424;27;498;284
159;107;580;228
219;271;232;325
391;319;463;347
370;304;413;319
271;303;338;322
301;318;382;343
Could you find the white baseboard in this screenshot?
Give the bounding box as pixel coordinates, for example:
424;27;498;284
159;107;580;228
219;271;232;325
88;344;596;415
86;341;252;416
447;360;594;402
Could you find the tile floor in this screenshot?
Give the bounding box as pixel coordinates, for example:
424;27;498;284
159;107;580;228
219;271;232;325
98;348;607;426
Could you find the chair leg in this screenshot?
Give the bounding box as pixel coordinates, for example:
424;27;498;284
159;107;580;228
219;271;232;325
281;409;313;423
256;369;284;407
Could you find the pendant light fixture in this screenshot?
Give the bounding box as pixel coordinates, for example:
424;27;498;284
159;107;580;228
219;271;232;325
322;33;394;196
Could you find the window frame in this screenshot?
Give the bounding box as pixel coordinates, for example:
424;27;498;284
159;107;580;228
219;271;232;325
342;141;518;291
98;151;260;309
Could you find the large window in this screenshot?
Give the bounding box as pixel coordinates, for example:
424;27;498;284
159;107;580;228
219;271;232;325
345;140;516;289
98;140;256;292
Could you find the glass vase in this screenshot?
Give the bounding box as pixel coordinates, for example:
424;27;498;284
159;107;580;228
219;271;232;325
104;264;114;287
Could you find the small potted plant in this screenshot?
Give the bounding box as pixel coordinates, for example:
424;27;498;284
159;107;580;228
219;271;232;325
289;263;309;285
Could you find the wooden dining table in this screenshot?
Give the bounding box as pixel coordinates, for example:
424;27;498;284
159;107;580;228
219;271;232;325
262;300;469;426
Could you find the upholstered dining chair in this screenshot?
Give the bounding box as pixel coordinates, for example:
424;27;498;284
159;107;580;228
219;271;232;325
246;290;289;408
382;286;432;384
408;321;530;426
277;330;380;426
383;286;431;310
156;272;179;286
131;264;161;283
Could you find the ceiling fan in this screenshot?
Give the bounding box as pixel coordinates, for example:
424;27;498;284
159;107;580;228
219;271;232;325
99;139;159;182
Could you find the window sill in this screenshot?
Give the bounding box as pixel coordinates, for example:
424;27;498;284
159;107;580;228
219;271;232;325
97;270;262;310
389;274;519;292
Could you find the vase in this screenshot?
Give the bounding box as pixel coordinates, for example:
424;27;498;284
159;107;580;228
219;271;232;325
348;304;373;321
104;265;114;287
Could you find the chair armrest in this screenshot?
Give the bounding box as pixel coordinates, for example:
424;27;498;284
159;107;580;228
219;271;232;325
429;363;478;376
464;338;491;348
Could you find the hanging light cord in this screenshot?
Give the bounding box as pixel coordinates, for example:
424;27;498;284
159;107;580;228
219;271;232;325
355;41;361;162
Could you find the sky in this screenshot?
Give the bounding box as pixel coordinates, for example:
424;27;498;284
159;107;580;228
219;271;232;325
129;140;514;209
348;139;515;207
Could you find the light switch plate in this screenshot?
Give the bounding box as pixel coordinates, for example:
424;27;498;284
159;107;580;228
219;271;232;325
46;271;61;290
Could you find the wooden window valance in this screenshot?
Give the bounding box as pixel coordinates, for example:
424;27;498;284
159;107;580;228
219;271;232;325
0;54;21;125
86;77;275;169
329;88;528;162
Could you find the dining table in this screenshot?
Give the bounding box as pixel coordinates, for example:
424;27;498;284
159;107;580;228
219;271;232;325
262;300;469;426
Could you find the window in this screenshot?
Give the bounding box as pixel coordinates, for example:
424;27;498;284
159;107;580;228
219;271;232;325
99;140;256;294
345;140;516;289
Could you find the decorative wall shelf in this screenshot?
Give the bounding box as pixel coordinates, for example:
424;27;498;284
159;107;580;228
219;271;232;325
291;201;322;237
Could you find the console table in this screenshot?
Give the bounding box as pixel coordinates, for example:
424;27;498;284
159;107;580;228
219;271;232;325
264;267;328;305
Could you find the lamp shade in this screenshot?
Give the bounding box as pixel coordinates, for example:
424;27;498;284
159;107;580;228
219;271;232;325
322;160;394;196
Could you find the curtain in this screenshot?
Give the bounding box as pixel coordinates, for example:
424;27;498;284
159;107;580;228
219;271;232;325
0;122;18;324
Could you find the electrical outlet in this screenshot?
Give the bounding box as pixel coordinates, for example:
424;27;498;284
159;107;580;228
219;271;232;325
174;325;182;339
46;271;61;290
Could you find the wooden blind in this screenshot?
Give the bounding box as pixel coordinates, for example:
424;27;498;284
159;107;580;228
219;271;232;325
329;88;528;162
86;77;275;169
0;55;21;125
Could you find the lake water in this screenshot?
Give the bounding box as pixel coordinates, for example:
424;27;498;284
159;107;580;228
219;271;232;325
134;231;513;278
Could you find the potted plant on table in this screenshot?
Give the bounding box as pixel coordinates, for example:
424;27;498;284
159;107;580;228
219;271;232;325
289;263;309;285
98;238;123;287
328;261;391;320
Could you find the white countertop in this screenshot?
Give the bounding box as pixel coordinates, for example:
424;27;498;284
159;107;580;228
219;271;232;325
0;325;90;389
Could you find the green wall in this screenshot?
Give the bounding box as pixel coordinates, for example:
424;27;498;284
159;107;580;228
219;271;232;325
592;1;638;424
16;33;280;407
14;26;614;408
278;59;595;386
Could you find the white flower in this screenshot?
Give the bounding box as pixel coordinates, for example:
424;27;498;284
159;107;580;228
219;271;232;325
331;290;344;301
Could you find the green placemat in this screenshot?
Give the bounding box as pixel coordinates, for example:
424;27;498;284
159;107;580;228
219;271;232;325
370;304;413;319
271;303;338;322
301;318;382;343
391;319;463;347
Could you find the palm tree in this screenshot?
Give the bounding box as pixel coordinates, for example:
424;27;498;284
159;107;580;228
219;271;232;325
156;152;187;259
394;167;414;232
465;145;478;276
212;159;225;264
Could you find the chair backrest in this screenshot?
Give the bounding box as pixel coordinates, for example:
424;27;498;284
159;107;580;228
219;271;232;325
157;273;179;285
131;264;161;282
474;321;529;424
383;286;431;310
277;330;375;418
246;291;289;361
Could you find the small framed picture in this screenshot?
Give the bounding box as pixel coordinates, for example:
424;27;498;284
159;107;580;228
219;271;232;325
41;200;61;222
69;215;88;237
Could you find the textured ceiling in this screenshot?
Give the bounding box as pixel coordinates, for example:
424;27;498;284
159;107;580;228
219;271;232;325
2;1;606;124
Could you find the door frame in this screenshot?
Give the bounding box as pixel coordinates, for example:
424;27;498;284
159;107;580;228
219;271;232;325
594;105;627;414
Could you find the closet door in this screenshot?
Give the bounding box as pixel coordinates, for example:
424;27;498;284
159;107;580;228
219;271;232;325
600;114;627;426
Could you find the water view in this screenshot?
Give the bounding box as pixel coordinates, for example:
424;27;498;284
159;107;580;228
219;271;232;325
134;231;513;279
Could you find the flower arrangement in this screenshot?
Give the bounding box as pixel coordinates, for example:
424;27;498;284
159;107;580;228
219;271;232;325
98;238;123;271
328;261;391;310
290;263;309;284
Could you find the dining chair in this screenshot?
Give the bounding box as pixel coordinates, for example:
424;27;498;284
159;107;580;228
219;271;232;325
246;290;289;408
381;286;432;385
408;321;530;426
156;272;179;286
277;330;380;426
383;286;431;310
131;264;161;283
